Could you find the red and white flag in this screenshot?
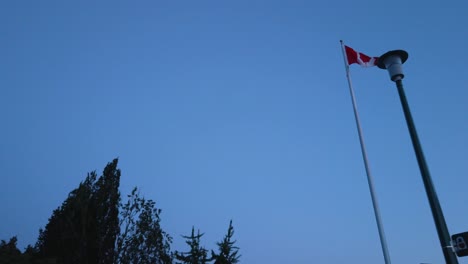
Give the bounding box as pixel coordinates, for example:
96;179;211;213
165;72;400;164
345;46;378;67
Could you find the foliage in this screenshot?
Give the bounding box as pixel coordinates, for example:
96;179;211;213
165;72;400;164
117;187;172;264
0;237;23;264
35;159;121;264
95;159;121;263
175;227;210;264
1;159;241;264
211;221;240;264
0;237;57;264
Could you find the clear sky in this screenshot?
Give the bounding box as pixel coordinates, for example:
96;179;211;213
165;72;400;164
1;1;468;263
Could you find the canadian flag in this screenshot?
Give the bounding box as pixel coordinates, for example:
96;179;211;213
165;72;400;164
345;46;378;67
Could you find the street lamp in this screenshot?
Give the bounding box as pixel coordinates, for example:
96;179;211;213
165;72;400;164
378;50;459;264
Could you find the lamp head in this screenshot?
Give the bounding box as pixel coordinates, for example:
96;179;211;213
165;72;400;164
377;50;408;82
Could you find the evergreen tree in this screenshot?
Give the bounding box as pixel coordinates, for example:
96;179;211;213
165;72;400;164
0;236;22;264
117;187;172;264
30;158;241;264
0;236;58;264
211;221;240;264
35;173;97;264
94;159;121;263
175;227;210;264
35;159;121;264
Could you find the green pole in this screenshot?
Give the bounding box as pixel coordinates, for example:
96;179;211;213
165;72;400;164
395;79;458;264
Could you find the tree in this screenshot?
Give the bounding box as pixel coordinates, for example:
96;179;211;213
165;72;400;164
0;236;58;264
29;158;240;264
0;236;22;264
175;227;210;264
116;187;172;264
35;159;121;264
211;221;240;264
93;159;121;263
35;176;96;264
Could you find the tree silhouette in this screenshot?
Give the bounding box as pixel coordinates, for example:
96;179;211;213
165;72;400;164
211;220;240;264
94;159;121;263
175;227;210;264
0;237;22;264
1;159;241;264
35;159;121;264
117;187;172;264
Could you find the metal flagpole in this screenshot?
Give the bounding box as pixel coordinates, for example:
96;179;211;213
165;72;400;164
340;40;391;264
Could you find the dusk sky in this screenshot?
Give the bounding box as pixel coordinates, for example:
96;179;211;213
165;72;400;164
1;1;468;263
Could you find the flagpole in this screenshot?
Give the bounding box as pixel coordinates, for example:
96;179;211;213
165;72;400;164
340;40;391;264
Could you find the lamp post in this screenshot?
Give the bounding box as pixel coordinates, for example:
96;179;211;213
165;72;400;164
377;50;458;264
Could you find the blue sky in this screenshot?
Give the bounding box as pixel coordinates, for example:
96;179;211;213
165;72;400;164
1;1;468;263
